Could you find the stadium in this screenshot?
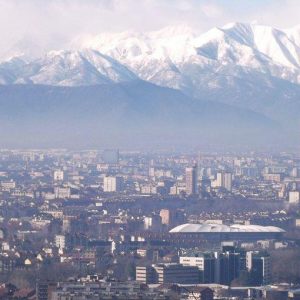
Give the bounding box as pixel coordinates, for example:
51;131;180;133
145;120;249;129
168;223;285;242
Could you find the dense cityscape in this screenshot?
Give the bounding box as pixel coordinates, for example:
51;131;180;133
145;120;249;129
2;0;300;299
0;149;298;299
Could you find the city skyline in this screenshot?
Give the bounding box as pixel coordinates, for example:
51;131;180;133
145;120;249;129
0;2;299;298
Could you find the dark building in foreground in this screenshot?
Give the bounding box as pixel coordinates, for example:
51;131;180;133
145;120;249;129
180;252;216;283
216;250;240;285
246;251;271;285
180;246;271;286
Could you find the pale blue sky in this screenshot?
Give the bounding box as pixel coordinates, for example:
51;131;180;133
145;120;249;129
0;0;299;57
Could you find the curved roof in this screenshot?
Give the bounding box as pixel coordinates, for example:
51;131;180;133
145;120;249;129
169;223;285;233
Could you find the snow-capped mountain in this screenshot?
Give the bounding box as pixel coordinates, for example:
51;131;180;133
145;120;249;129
79;22;300;82
0;49;137;86
77;22;300;122
2;22;300;87
1;22;300;126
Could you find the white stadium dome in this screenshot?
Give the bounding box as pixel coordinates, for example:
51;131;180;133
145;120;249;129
169;223;285;233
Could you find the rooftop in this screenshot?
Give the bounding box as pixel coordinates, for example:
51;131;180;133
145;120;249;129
169;223;285;233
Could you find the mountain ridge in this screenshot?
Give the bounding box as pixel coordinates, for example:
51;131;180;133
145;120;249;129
2;22;300;86
0;22;300;144
0;80;281;148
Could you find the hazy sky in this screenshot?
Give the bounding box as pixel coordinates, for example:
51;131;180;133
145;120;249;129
1;0;300;57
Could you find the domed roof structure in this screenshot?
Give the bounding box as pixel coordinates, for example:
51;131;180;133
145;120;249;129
169;223;285;233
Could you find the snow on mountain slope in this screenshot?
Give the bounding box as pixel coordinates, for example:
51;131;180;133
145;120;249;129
285;25;300;49
219;23;300;68
0;22;300;123
75;22;300;93
73;26;197;89
191;23;300;104
72;22;300;123
0;49;137;86
1;22;300;88
79;25;197;63
0;57;27;84
80;23;300;70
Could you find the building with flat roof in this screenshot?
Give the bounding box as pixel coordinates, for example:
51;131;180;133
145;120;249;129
216;172;232;191
103;176;123;192
180;253;216;283
186;165;197;195
136;266;157;284
136;263;200;284
246;251;271;285
154;263;200;284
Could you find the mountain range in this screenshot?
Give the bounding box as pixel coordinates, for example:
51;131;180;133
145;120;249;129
0;22;299;148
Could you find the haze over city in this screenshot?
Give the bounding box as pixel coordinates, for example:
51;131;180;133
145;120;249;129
0;1;300;300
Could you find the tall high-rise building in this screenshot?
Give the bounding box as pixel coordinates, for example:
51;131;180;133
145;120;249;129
223;172;232;191
186;165;198;195
215;250;240;285
103;176;123;192
216;172;232;192
216;173;223;187
246;251;271;285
